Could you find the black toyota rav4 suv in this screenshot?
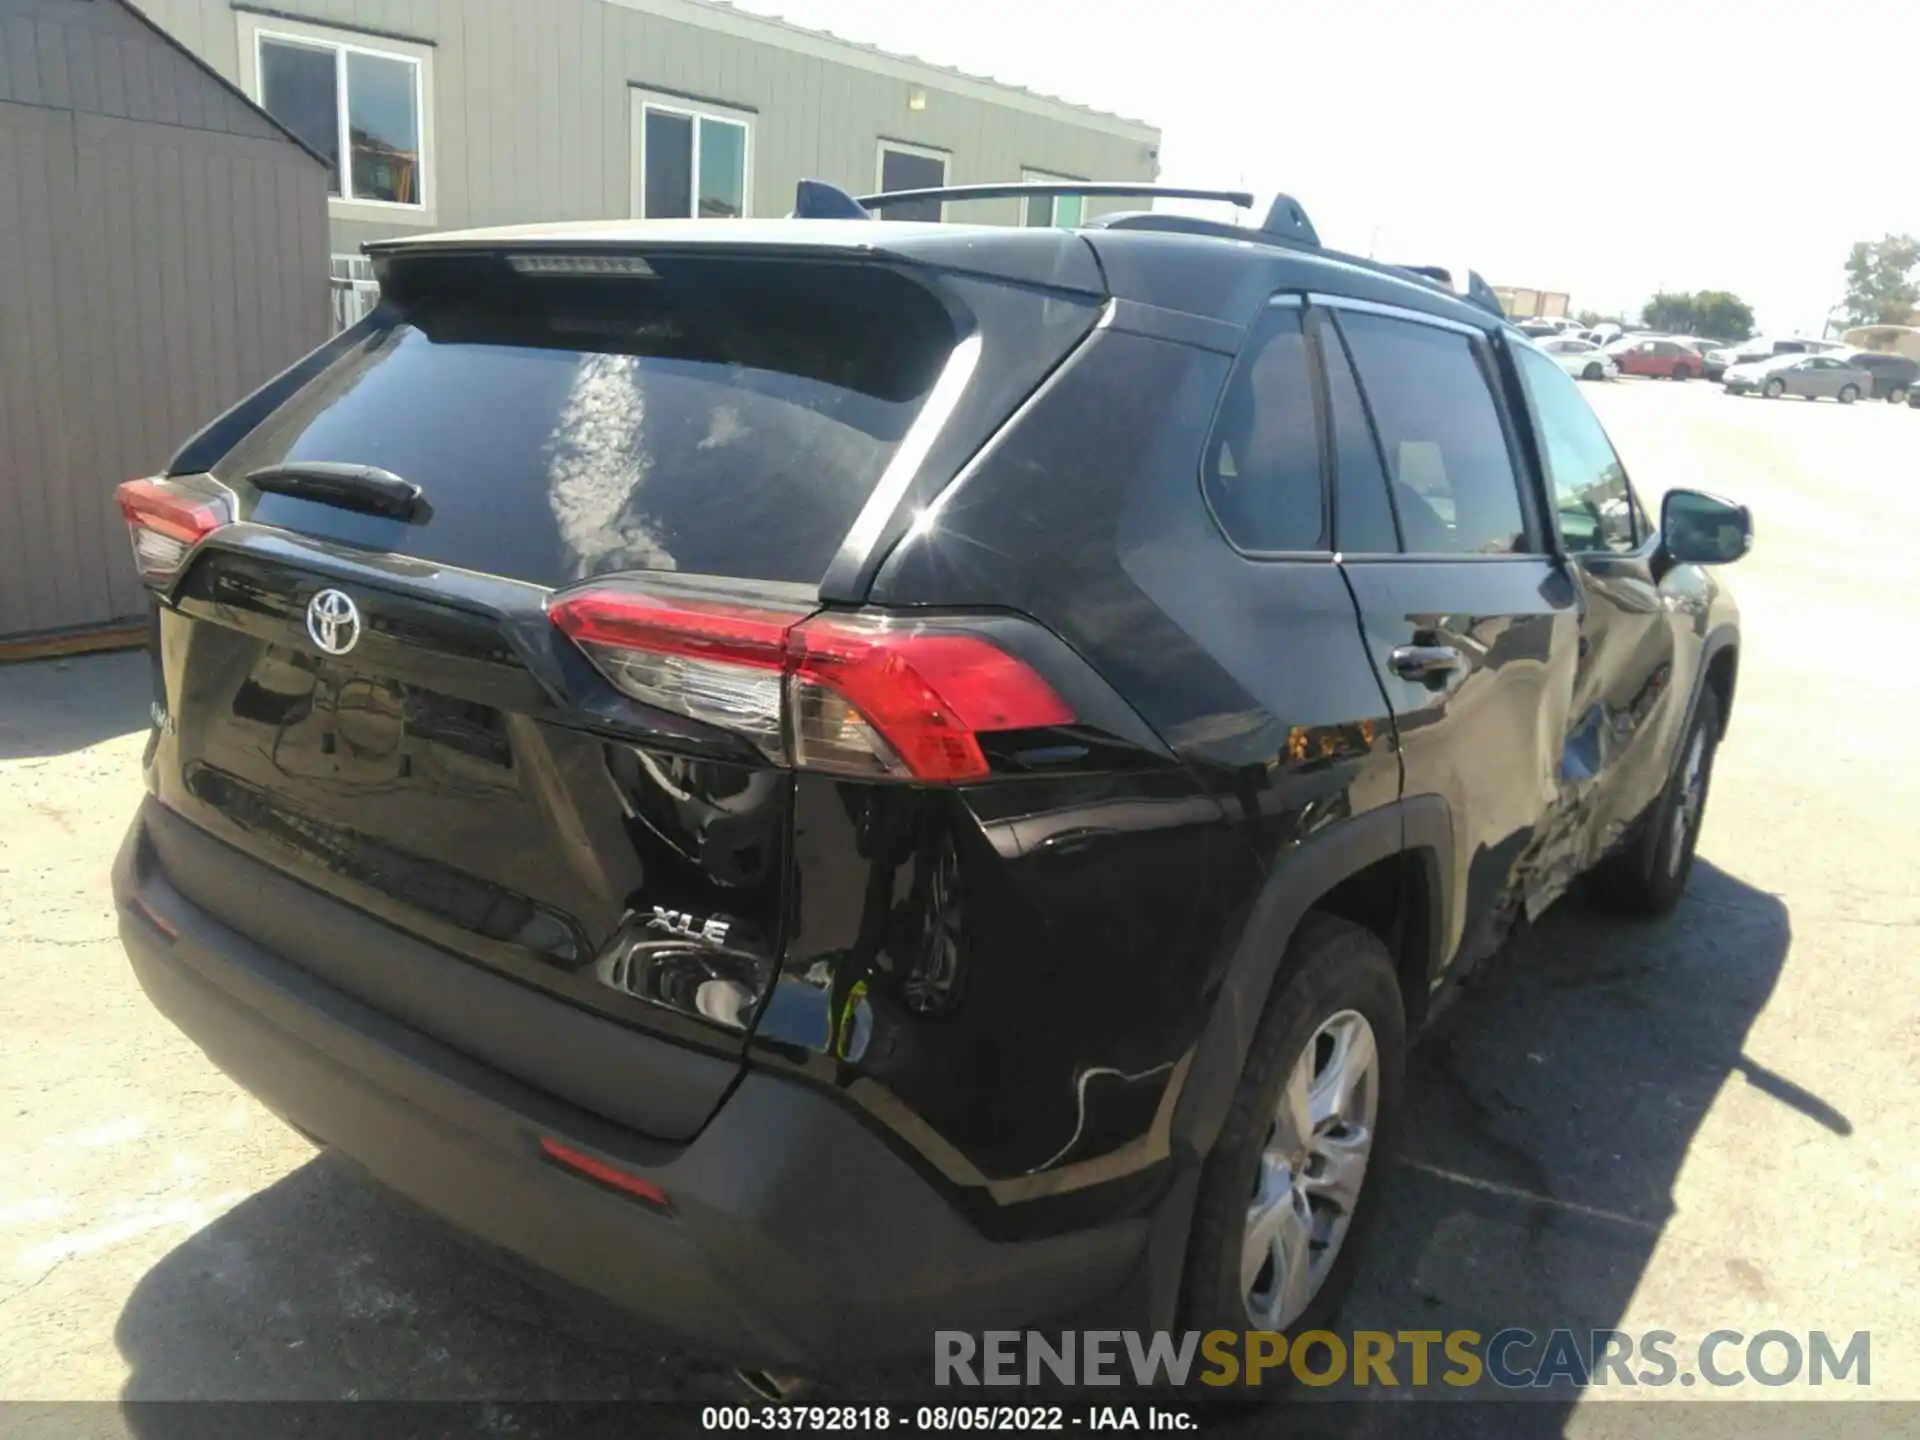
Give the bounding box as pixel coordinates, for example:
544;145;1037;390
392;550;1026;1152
112;181;1749;1373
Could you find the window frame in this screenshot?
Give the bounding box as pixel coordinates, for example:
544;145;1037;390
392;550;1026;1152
1312;294;1546;561
1021;167;1088;228
1311;307;1403;557
629;90;755;220
874;140;951;220
1196;296;1334;560
248;22;430;217
1506;337;1647;557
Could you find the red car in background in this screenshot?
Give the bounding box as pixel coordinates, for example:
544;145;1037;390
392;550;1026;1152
1606;336;1703;380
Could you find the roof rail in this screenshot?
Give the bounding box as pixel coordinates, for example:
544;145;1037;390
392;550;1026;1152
853;181;1258;212
1393;265;1508;320
792;178;1326;246
792;178;872;220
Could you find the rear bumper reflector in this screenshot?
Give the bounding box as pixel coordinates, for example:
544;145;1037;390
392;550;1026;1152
538;1136;673;1210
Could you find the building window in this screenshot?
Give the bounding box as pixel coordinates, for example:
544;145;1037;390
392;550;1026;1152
1022;170;1085;228
875;142;948;221
633;96;750;219
255;29;425;207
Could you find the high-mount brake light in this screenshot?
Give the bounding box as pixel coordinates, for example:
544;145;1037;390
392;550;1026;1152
507;253;658;278
114;477;232;587
547;589;1074;783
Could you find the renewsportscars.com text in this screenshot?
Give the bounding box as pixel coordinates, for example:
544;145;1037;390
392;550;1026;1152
934;1328;1871;1390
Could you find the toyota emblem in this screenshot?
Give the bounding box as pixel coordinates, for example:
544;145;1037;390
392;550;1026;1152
306;589;362;656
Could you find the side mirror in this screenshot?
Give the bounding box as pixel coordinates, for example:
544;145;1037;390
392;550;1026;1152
1661;488;1753;566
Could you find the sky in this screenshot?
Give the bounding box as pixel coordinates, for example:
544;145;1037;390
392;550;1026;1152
729;0;1914;335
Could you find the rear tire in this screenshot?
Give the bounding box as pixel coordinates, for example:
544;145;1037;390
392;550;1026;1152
1582;362;1603;380
1673;365;1692;381
1592;689;1721;917
1839;384;1859;405
1764;378;1786;399
1887;385;1909;405
1178;915;1405;1391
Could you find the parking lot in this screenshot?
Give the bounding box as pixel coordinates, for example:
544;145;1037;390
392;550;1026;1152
2;378;1916;1422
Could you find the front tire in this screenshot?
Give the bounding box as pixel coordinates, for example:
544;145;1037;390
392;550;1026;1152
1592;689;1721;917
1839;384;1859;405
1178;916;1405;1364
1887;385;1909;405
1764;378;1786;399
1582;362;1603;381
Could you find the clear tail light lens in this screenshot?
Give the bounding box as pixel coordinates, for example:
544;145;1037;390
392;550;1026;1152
114;477;231;587
549;590;794;761
548;587;1075;784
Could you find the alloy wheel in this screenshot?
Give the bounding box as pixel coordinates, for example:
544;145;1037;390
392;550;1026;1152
1242;1010;1378;1330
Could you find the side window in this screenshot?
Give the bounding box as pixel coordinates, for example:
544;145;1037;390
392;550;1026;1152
1336;310;1529;556
1313;312;1399;553
1202;307;1326;553
1512;342;1637;554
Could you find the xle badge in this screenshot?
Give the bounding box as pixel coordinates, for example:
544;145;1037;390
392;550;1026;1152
647;907;731;946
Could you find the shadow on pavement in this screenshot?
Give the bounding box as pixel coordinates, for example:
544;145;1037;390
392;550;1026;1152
113;859;1819;1435
0;651;151;760
1324;858;1809;1431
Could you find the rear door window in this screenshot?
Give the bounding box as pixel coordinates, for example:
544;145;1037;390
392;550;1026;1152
216;259;958;587
1335;310;1530;556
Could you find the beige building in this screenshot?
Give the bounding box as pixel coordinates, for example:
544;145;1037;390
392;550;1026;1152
1492;286;1572;319
133;0;1161;322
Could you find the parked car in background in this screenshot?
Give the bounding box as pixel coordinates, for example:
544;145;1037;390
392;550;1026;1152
1517;317;1581;339
1837;350;1918;404
1704;336;1844;382
1724;352;1872;402
1536;336;1619;381
1608;336;1702;380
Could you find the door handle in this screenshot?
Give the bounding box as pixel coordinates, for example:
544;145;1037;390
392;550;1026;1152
1389;644;1467;687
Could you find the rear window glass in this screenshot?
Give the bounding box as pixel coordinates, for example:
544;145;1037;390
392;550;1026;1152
217;259;956;587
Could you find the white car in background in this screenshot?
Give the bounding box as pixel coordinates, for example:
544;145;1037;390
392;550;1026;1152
1535;336;1619;381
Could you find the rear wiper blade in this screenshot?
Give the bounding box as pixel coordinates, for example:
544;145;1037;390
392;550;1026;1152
247;462;430;522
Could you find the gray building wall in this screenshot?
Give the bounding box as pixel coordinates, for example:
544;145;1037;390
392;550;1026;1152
0;0;329;638
133;0;1160;256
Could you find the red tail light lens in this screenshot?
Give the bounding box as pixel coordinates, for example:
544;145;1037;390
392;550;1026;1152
788;617;1074;781
548;588;1075;783
115;477;231;587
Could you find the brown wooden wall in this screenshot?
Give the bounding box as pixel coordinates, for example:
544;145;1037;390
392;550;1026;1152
0;0;329;639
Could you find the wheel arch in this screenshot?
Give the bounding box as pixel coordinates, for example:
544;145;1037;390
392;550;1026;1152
1145;796;1454;1328
1702;633;1738;739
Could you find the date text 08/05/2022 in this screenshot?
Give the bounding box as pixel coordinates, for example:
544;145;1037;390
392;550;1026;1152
700;1406;1192;1432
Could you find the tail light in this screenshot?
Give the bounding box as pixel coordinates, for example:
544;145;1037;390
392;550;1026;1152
549;588;1074;784
115;477;231;587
